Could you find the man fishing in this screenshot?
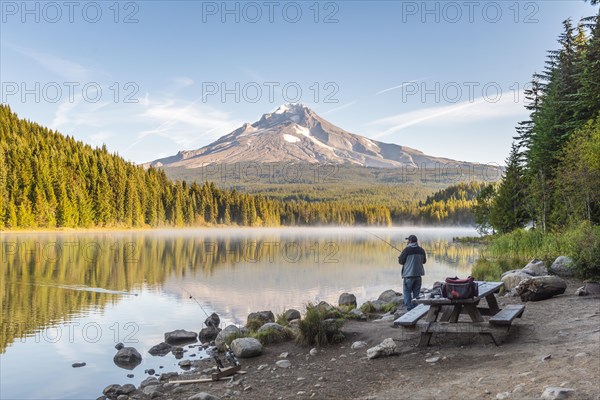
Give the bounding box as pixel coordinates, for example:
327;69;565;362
398;235;427;311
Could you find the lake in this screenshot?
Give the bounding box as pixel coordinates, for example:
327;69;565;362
0;227;479;399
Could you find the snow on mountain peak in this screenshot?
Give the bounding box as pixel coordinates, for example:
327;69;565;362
273;103;307;115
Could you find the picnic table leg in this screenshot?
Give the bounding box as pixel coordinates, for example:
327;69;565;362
449;305;462;322
418;305;441;347
439;306;454;322
485;293;501;315
464;304;484;323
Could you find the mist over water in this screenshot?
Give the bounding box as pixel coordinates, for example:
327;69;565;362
1;227;478;399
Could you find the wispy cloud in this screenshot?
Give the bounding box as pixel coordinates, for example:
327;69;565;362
376;77;429;96
369;91;526;139
132;98;240;150
320;101;358;116
7;44;97;81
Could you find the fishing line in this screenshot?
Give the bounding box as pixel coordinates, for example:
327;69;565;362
179;285;211;319
362;229;403;252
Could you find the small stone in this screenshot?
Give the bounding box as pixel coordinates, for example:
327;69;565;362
72;362;86;368
513;384;525;393
117;395;129;400
276;360;291;368
115;342;124;350
351;341;368;350
188;392;222;400
297;377;305;381
485;389;491;394
279;352;289;358
297;392;306;396
127;374;134;378
425;356;440;363
309;348;318;356
257;364;268;371
541;387;575;399
574;352;588;357
178;359;191;368
146;369;155;375
542;355;552;361
496;392;511;399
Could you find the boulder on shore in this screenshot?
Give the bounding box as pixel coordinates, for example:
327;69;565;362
378;289;403;305
230;337;263;358
338;293;357;308
522;259;548;276
366;338;398;360
199;325;221;343
501;271;532;291
550;256;574;277
246;311;275;329
164;329;198;345
284;309;301;321
204;312;220;328
257;322;285;334
215;325;241;351
516;276;567;302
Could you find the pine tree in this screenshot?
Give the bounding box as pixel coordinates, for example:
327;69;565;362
490;143;529;233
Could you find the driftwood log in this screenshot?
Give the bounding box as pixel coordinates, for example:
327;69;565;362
515;276;567;302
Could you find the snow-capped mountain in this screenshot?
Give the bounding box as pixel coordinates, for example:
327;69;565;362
147;104;478;169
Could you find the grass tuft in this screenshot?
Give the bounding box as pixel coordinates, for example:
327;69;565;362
297;303;345;346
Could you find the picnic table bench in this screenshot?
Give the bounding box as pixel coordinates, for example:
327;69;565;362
394;281;525;346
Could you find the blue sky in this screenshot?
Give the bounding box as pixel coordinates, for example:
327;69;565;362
1;1;597;165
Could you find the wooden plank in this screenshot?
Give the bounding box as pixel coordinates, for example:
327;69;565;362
170;376;233;384
211;364;241;380
489;304;525;326
394;304;430;326
416;321;506;334
170;370;247;385
476;281;503;299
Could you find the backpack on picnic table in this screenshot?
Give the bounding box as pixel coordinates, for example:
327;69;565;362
442;276;478;299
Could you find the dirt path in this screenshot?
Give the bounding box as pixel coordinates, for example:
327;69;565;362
120;279;600;400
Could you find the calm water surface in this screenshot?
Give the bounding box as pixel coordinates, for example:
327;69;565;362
0;227;479;399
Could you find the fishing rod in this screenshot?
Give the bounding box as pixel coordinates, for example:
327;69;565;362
179;285;211;319
362;229;403;253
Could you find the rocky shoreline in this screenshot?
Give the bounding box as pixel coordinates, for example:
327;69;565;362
95;257;599;400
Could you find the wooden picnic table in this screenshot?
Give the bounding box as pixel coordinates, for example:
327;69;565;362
394;281;525;346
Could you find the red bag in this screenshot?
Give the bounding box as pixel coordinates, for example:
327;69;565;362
442;276;478;299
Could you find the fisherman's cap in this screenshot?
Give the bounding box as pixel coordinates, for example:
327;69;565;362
405;235;418;243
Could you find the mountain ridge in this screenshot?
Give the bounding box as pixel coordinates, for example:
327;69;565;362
147;104;487;170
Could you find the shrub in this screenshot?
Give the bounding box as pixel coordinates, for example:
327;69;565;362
297;303;345;346
471;222;600;280
275;312;289;327
246;318;266;332
359;301;377;314
380;302;398;313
